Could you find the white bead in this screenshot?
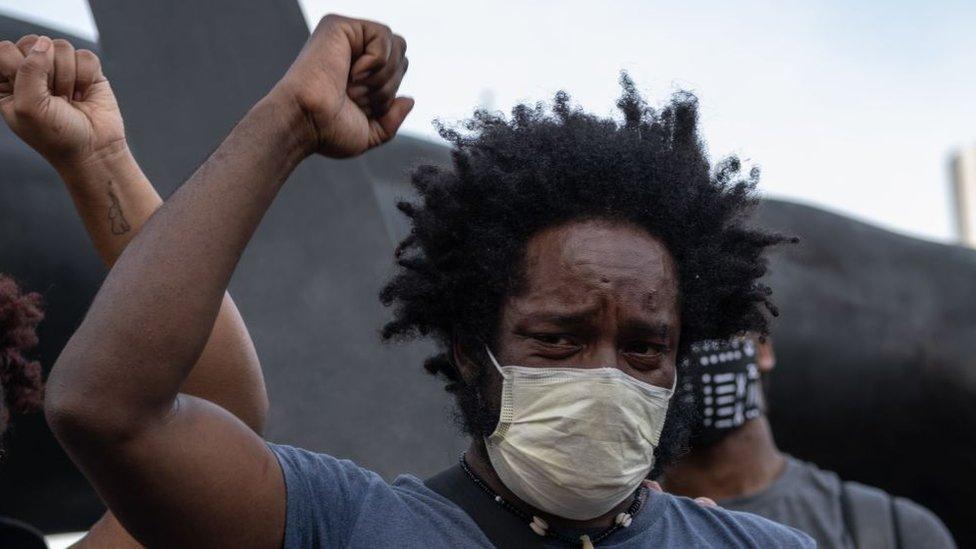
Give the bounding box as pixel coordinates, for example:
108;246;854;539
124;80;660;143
529;516;549;536
494;495;503;503
616;512;633;528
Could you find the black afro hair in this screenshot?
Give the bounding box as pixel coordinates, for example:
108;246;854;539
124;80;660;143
380;74;792;472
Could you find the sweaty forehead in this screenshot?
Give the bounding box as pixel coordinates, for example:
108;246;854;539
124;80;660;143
516;220;679;308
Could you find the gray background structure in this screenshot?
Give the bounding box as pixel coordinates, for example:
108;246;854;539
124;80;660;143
1;1;974;545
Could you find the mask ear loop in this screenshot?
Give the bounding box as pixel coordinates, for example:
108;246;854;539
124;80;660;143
483;344;505;375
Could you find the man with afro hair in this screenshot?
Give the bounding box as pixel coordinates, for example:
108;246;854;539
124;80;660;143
36;15;812;548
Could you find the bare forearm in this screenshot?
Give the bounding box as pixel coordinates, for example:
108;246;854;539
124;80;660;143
53;144;268;432
47;94;309;436
54;144;160;266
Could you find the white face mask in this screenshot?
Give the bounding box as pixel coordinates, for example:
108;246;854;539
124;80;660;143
483;347;675;521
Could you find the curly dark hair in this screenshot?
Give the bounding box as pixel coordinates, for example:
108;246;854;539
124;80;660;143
380;74;791;472
0;274;45;442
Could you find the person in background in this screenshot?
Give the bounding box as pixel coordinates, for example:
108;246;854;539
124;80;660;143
0;35;270;548
0;275;47;549
663;336;956;548
5;17;813;547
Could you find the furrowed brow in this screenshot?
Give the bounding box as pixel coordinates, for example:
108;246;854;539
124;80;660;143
619;318;671;339
515;309;599;330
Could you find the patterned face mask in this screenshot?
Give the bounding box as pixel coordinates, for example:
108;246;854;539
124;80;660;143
680;338;763;446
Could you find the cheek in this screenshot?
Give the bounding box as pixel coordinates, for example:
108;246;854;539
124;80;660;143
629;358;677;389
663;358;678;388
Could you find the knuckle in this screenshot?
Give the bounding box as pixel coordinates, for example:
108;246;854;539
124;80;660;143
52;38;73;50
15;34;37;47
76;49;99;66
0;40;14;51
18;56;42;74
13;100;37;119
370;90;394;107
367;21;391;34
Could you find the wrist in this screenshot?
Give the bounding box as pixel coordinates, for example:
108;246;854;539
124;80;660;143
54;139;132;170
53;140;138;184
254;88;317;164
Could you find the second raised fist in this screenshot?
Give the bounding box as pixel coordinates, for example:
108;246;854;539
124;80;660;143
0;35;125;168
269;14;413;159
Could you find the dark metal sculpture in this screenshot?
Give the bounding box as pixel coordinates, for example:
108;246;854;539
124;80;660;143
0;2;972;545
755;201;976;547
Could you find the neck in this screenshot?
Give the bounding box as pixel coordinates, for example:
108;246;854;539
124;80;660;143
662;417;786;501
464;440;638;530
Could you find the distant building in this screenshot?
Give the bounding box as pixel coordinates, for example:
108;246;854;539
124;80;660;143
951;146;976;248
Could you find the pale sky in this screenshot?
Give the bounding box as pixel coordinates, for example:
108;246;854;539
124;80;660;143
3;0;974;243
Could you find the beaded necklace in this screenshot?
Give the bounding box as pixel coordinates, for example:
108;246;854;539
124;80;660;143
458;453;647;548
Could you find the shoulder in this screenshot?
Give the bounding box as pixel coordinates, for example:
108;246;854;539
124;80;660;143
785;456;844;492
269;442;388;502
267;443;390;547
662;493;816;548
267;444;488;548
842;480;956;549
891;495;956;548
269;442;382;481
269;443;456;509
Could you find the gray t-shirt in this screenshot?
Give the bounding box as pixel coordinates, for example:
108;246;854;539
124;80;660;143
269;443;814;548
719;457;955;549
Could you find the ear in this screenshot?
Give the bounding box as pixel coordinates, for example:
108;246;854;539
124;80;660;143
756;336;776;373
451;335;481;385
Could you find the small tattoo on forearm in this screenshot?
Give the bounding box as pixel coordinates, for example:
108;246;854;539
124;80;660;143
107;181;131;235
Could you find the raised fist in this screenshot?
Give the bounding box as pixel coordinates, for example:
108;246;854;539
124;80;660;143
0;35;125;167
270;14;413;158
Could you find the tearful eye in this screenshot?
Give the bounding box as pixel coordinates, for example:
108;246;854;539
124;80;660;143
622;341;667;357
532;333;575;346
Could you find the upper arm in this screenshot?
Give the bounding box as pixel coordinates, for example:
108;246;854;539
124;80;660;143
180;294;267;433
59;394;285;548
70;292;269;548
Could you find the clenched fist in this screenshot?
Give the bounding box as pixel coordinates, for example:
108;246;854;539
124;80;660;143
0;35;125;167
269;14;413;158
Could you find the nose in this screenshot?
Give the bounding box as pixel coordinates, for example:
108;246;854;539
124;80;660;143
585;341;622;369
